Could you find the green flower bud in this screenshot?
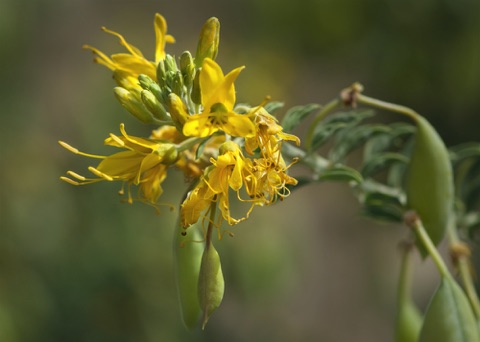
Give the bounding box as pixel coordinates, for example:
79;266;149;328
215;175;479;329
195;17;220;68
405;116;454;252
164;54;178;73
156;60;166;87
140;90;169;121
113;87;155;124
174;216;204;330
167;93;189;131
138;74;156;90
180;51;195;88
198;241;224;330
172;71;184;97
191;71;202;105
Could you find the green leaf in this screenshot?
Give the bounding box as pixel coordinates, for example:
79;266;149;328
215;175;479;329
362;191;406;222
361;152;409;178
329;124;391;163
263;101;285;114
363;122;415;162
317;165;363;184
281;103;321;132
450;143;480;167
419;276;480;342
311;110;375;150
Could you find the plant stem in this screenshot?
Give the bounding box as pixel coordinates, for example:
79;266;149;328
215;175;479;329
205;198;217;247
407;213;451;279
447;220;480;319
305;98;341;151
356;94;418;121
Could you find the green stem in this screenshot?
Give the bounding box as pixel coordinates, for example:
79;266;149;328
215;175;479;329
176;136;208;152
356;94;418;121
408;215;451;279
447;220;480;319
205;198;218;247
305;98;341;151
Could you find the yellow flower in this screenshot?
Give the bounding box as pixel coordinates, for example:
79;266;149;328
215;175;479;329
244;157;297;204
59;124;178;204
245;106;300;159
182;58;256;138
181;141;252;227
84;13;175;83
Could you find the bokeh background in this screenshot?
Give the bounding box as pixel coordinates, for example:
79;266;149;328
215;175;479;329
1;0;480;341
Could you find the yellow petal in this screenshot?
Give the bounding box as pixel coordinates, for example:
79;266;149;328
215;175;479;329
222;113;255;138
183;114;217;137
154;13;175;63
200;59;244;111
96;150;144;178
101;26;144;57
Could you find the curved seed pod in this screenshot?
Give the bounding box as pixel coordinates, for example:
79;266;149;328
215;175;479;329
405;115;454;250
173;217;204;330
419;276;480;342
198;241;224;330
395;246;422;342
396;300;423;342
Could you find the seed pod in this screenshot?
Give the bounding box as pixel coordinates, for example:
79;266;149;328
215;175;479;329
405;115;454;251
419;276;480;341
198;240;224;330
173;217;204;330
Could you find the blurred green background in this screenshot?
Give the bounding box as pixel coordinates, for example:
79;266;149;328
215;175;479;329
1;0;479;341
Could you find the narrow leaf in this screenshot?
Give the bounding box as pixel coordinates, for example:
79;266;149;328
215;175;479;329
317;165;363;184
281;103;321;132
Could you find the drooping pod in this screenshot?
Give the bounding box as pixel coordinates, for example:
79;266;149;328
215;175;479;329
198;240;225;329
405;115;454;249
173;217;204;330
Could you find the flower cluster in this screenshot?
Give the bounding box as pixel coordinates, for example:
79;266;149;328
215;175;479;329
60;13;299;235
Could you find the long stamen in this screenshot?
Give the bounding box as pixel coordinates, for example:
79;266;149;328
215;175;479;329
88;166;114;181
58;141;105;159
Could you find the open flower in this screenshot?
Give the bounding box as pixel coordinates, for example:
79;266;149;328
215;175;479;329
84;13;175;83
181;141;252;227
182;58;256;138
59;124;178;204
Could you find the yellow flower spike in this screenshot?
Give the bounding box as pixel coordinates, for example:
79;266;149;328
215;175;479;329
183;58;255;138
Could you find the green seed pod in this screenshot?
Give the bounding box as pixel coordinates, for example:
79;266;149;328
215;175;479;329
191;71;202;105
395;246;423;342
198;240;224;330
405;115;454;250
174;217;204;330
396;300;423;342
419;276;480;342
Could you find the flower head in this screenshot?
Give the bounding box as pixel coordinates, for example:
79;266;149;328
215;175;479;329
182;58;255;138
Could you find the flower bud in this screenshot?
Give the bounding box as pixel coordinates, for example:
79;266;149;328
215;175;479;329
180;51;195;88
195;17;220;68
113;87;155;124
167;93;189;130
141;90;169;121
156;60;167;87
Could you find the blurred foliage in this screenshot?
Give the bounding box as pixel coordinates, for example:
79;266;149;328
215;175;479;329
1;0;480;341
